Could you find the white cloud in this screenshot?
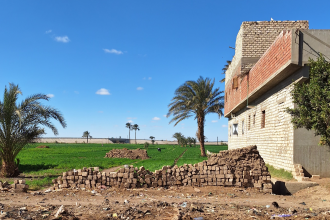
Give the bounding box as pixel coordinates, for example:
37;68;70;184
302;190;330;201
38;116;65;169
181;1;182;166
137;87;143;91
45;30;52;34
46;94;54;98
148;77;152;80
211;120;218;123
163;115;167;117
127;120;133;123
103;49;123;55
152;117;160;121
54;36;70;43
222;124;227;127
96;88;111;95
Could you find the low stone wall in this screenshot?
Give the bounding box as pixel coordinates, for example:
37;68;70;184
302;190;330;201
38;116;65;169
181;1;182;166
53;146;272;192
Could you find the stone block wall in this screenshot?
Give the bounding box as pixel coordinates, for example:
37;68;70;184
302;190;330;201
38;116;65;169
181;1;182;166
227;74;296;171
240;21;308;58
225;20;308;85
53;146;272;193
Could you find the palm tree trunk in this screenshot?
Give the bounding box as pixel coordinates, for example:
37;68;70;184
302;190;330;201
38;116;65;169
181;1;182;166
129;129;130;144
198;114;206;157
135;130;137;144
1;156;18;177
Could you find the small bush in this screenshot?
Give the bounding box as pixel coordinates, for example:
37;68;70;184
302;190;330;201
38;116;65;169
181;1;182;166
144;142;149;150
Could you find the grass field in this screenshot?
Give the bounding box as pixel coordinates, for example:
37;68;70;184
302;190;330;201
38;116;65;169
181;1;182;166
2;143;227;190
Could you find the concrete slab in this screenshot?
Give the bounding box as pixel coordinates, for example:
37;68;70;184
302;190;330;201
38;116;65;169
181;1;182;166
271;178;318;195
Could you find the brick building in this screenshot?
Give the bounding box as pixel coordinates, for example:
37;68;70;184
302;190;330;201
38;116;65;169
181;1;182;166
224;20;330;178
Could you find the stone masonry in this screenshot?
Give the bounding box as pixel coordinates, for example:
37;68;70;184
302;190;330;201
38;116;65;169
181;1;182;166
53;146;273;193
228;78;295;172
225;20;312;174
225;20;308;85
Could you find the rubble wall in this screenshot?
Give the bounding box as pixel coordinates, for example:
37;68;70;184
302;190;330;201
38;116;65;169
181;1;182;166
53;146;272;193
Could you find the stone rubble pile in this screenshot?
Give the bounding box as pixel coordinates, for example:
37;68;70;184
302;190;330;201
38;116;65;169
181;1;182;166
54;145;272;192
104;148;149;160
0;180;29;193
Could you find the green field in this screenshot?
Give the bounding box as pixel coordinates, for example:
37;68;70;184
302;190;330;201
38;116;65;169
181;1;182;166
2;143;227;190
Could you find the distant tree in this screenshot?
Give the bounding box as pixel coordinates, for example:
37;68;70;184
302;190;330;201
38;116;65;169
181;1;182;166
0;84;66;177
167;76;224;156
179;136;187;147
192;137;197;147
82;131;92;143
126;122;132;144
144;142;149;150
149;136;155;145
172;132;183;145
132;124;140;144
287;55;330;146
187;137;194;147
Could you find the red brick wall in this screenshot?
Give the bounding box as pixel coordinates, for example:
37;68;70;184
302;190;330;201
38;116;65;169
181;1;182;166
224;31;292;116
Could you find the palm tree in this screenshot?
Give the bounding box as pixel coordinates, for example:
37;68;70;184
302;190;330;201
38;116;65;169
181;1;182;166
149;136;155;145
179;136;187;147
167;76;224;157
187;137;194;147
131;124;140;144
126;122;132;144
82;131;92;143
0;84;66;177
220;61;231;83
172;132;183;145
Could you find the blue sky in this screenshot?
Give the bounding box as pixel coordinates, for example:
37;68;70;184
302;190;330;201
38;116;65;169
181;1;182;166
0;0;329;141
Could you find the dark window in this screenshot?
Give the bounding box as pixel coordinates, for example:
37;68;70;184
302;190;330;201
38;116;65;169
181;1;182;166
253;114;256;126
248;115;251;130
232;123;238;135
261;110;265;128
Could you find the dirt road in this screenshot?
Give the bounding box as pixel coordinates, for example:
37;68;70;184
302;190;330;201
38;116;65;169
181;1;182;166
0;179;329;219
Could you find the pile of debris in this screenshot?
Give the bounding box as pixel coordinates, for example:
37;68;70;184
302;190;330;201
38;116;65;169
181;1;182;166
36;145;49;148
104;148;149;160
0;180;29;193
55;145;272;192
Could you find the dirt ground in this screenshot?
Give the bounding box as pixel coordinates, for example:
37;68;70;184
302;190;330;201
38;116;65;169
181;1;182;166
0;178;330;219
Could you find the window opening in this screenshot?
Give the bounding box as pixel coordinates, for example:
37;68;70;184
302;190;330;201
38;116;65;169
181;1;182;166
248;115;251;130
242;120;244;135
232;123;238;135
261;110;265;128
233;77;238;89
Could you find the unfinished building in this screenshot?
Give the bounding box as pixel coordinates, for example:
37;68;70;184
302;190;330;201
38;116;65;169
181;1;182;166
224;20;330;178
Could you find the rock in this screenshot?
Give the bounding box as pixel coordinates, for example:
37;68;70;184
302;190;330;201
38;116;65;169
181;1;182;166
54;205;66;218
194;188;201;193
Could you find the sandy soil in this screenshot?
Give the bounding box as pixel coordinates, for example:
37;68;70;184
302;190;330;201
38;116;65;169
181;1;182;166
0;178;329;219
